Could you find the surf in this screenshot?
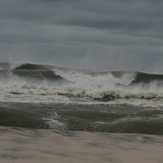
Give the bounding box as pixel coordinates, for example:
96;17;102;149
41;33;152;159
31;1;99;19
0;62;163;104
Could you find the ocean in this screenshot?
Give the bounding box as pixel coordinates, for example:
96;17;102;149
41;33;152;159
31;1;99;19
0;62;163;135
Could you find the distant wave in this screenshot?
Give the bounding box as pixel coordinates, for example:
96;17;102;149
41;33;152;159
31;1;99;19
12;70;65;81
11;63;68;84
130;72;163;85
14;63;54;71
87;71;163;85
10;63;163;85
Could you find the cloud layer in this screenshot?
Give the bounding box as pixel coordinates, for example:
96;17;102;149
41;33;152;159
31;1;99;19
0;0;163;72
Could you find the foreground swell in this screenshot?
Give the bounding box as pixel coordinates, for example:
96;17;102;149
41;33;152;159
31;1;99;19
0;102;163;135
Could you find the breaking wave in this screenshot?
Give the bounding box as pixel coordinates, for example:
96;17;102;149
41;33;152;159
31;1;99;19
0;62;163;102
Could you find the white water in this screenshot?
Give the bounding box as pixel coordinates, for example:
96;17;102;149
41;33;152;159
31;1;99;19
0;68;163;107
54;69;163;99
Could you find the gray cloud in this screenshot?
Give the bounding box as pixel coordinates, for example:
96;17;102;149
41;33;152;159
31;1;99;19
0;0;163;72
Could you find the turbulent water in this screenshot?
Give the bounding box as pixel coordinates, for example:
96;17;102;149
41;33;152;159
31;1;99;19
0;62;163;135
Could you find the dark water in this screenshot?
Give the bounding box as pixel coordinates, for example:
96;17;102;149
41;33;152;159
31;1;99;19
0;102;163;135
0;63;163;135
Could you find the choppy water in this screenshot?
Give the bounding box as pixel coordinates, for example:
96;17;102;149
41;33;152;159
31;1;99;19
0;62;163;135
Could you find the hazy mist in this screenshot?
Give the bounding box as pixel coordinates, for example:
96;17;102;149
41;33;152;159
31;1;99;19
0;0;163;72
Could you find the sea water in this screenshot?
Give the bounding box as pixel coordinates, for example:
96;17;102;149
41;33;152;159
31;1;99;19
0;63;163;134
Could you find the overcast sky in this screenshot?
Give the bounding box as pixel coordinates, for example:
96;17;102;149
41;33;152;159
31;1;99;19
0;0;163;72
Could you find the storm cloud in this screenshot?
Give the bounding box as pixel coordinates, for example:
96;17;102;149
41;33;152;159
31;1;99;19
0;0;163;72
